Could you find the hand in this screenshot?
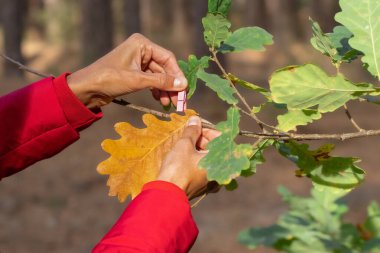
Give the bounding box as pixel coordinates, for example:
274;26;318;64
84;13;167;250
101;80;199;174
157;116;221;200
67;33;187;109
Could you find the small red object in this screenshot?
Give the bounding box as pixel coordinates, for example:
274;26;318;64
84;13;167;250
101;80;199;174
176;91;187;112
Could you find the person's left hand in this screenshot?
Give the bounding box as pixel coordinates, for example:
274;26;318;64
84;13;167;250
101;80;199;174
67;33;187;109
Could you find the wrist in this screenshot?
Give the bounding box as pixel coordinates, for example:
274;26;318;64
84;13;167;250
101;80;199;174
157;170;190;197
67;69;92;106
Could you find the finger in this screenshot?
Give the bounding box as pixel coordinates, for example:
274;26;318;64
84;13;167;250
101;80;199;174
140;72;187;91
206;181;220;193
148;60;165;74
151;88;160;101
181;116;202;145
159;91;171;106
197;136;211;150
202;128;222;140
141;44;153;71
169;91;178;106
149;42;184;77
197;129;221;150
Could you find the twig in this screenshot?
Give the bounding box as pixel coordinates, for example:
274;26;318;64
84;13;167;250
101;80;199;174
191;193;208;208
1;53;130;108
211;51;266;131
236;105;288;134
5;52;380;142
0;53;51;78
113;99;380;141
343;104;364;132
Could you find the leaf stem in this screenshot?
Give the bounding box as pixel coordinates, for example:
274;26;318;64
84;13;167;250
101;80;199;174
343;104;363;132
211;51;268;131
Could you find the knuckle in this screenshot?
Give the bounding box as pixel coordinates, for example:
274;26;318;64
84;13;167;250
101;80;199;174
158;74;167;87
129;33;143;40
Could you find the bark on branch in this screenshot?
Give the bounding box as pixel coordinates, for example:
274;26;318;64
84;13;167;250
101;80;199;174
3;53;380;142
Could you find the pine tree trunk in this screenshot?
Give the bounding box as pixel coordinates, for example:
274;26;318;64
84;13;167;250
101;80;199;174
0;0;27;77
123;0;141;37
81;0;113;65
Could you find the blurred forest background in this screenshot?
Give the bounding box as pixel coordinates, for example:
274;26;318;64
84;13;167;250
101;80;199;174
1;1;380;253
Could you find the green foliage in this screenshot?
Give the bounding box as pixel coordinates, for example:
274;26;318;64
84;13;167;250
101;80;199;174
270;64;374;113
277;109;322;132
197;70;238;104
178;55;209;98
219;27;273;53
177;0;380;251
277;141;364;189
202;13;231;50
239;186;380;252
245;139;273;176
227;73;270;98
199;107;253;184
335;0;380;79
310;18;360;64
208;0;232;16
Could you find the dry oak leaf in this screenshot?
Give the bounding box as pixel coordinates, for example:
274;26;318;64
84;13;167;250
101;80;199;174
97;110;197;202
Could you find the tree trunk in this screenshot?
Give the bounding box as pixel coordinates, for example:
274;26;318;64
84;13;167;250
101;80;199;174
0;0;28;77
123;0;141;37
81;0;113;65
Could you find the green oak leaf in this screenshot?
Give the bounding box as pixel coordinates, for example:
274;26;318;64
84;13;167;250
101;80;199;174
199;107;253;184
208;0;231;16
178;55;209;98
219;27;273;53
242;139;274;177
227;73;271;98
335;0;380;79
197;70;238;104
364;202;380;238
310;18;338;60
270;64;374;113
328;25;361;63
277;141;365;190
310;18;360;64
363;238;380;252
225;179;238;191
277;109;322;132
202;13;231;50
239;225;291;249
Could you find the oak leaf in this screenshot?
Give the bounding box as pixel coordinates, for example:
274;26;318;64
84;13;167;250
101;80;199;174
97;110;197;202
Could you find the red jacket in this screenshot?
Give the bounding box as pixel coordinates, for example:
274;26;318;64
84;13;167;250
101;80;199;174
0;74;198;252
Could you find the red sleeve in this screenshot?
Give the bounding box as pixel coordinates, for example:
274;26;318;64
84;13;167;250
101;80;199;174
0;73;102;179
93;181;198;253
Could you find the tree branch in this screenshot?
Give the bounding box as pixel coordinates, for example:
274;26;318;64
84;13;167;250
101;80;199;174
0;53;51;78
211;51;266;131
4;52;380;142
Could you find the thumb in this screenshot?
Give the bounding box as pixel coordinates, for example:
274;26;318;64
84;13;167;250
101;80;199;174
181;116;202;146
141;72;187;91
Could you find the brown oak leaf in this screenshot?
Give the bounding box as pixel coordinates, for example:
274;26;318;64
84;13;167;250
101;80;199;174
97;110;197;202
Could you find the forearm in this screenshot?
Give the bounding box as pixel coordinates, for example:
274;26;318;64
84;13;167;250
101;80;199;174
0;73;102;179
93;181;198;253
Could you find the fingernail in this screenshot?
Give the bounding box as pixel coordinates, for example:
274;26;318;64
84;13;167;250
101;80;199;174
174;77;187;89
188;116;200;126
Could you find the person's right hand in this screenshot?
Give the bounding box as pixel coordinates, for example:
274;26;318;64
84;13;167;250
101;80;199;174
157;116;221;200
67;33;187;109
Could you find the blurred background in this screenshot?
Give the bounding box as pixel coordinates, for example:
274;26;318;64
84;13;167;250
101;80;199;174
0;0;380;252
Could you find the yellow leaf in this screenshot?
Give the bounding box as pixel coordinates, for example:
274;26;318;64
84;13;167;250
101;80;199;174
97;110;197;202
